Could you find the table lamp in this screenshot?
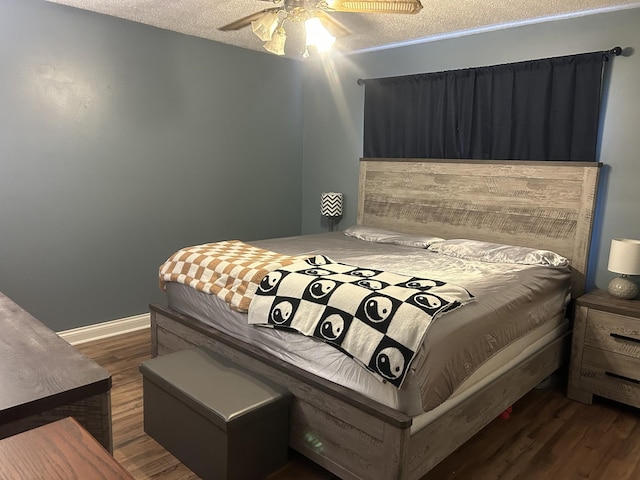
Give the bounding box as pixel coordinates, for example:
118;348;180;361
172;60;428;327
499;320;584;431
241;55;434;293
321;192;343;232
607;238;640;299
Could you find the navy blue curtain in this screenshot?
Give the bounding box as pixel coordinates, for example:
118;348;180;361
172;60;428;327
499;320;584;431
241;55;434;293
362;51;613;161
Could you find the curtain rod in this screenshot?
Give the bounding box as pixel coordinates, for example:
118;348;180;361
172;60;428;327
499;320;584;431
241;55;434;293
356;46;623;85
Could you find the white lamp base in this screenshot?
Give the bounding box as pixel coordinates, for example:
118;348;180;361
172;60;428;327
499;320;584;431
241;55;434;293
608;276;638;300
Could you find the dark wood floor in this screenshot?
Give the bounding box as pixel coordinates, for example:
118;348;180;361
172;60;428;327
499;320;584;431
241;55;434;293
76;329;640;480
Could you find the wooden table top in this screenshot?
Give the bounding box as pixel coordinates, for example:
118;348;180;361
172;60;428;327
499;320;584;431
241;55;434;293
0;417;133;479
576;288;640;318
0;292;111;423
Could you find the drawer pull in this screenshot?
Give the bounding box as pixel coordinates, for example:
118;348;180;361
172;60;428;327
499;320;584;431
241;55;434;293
605;371;640;384
610;333;640;344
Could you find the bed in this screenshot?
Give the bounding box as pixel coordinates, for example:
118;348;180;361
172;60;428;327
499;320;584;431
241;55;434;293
150;158;601;479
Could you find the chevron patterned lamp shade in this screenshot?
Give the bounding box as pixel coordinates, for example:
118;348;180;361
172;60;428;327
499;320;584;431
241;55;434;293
321;192;343;232
321;192;343;216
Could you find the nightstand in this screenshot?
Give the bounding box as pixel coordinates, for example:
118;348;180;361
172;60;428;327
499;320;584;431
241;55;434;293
567;289;640;408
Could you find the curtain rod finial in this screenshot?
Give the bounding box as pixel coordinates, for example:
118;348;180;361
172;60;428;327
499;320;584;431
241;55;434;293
610;46;622;56
357;78;365;85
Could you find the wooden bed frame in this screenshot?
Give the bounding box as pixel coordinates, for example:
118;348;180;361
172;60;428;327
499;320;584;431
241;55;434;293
150;159;601;479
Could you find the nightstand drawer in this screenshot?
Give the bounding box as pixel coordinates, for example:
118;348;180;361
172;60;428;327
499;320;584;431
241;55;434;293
580;346;640;408
584;310;640;359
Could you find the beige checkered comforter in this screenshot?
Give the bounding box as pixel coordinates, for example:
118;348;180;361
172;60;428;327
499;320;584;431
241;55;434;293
159;240;306;312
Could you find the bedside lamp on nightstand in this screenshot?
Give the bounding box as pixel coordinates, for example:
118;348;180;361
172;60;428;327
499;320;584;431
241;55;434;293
321;192;343;232
607;238;640;299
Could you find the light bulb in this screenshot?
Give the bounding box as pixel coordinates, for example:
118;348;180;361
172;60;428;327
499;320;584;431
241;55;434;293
305;17;335;53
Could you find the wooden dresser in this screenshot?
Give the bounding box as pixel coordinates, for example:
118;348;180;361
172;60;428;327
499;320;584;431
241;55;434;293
567;288;640;408
0;292;112;451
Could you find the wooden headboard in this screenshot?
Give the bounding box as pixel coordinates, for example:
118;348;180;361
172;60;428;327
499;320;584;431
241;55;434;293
358;158;602;298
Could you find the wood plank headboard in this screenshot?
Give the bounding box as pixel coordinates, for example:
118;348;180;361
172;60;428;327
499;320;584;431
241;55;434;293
358;158;602;298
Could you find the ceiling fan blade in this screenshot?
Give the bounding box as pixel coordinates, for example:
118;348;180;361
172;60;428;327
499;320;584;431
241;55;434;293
218;8;279;31
316;11;352;38
325;0;422;14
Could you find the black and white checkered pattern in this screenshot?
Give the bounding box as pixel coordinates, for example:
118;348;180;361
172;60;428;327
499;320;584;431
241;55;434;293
248;255;474;387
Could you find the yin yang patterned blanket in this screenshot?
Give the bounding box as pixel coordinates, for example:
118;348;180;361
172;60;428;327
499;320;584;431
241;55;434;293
248;255;474;388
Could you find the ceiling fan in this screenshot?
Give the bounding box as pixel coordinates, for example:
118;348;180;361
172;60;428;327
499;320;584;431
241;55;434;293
219;0;423;56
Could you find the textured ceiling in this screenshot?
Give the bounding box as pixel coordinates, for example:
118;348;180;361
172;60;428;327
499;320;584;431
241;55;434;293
47;0;639;59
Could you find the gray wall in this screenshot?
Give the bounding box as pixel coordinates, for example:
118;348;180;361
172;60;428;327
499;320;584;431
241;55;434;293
0;1;303;330
301;7;640;292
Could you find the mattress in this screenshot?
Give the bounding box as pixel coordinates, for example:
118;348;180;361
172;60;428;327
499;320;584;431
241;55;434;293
163;232;571;416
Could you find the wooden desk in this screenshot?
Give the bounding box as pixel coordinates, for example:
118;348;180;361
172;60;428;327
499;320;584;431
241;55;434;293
0;292;112;451
0;417;133;479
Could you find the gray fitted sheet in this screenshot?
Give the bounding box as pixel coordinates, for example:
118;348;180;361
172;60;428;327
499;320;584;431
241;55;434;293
164;232;571;415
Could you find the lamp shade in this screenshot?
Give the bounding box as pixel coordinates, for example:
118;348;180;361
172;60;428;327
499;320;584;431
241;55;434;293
607;238;640;275
321;192;343;217
263;27;286;55
251;12;279;41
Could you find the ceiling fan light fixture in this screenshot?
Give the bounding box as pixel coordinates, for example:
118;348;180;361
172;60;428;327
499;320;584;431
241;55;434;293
304;17;336;53
263;26;287;55
251;12;279;41
220;0;421;57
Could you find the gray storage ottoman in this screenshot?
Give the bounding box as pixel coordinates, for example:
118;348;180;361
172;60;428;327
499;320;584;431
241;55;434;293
139;346;291;480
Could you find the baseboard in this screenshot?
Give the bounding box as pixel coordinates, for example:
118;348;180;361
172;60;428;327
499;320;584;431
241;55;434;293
57;313;150;345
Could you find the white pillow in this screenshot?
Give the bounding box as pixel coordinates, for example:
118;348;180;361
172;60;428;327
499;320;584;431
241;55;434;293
427;239;568;267
343;225;444;249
